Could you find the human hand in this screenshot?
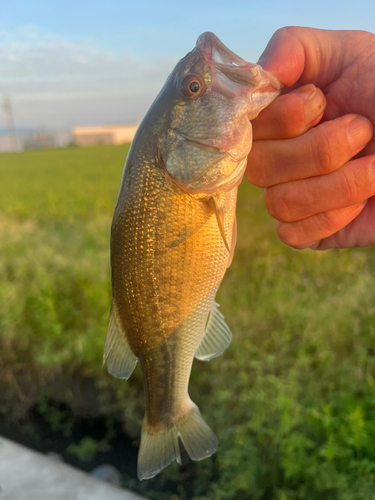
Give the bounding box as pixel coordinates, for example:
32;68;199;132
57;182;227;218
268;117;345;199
247;27;375;249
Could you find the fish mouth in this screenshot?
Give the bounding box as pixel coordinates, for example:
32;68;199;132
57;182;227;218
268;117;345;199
196;32;247;67
196;32;259;87
195;31;281;93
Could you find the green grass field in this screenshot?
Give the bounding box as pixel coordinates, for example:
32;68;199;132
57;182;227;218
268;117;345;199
1;145;375;499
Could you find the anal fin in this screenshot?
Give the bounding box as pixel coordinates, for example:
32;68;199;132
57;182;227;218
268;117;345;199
103;302;138;379
195;302;232;361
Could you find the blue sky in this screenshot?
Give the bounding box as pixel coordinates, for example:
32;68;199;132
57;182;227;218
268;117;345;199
1;0;374;129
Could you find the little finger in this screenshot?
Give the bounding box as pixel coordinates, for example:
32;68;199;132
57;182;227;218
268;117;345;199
275;202;366;249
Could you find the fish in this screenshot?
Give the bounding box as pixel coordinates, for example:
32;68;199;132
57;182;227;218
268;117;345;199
103;32;281;480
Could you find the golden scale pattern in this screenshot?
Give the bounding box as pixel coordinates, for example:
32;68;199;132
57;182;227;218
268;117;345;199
111;138;236;429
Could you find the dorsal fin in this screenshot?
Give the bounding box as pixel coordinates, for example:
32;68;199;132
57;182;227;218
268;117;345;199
195;302;232;361
103;302;138;379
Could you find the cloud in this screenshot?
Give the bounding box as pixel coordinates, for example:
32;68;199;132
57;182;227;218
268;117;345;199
0;26;176;128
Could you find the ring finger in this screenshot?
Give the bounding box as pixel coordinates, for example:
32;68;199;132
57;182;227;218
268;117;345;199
265;154;375;222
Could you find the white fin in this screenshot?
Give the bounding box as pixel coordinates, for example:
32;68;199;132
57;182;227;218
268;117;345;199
227;215;237;268
176;400;218;460
102;304;138;379
137;399;217;480
195;302;232;361
170;205;212;249
207;197;230;252
138;421;181;480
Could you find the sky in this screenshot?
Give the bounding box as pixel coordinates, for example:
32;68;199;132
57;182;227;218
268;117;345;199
0;0;374;130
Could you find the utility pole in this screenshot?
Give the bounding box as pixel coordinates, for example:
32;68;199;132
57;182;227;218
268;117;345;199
3;96;19;151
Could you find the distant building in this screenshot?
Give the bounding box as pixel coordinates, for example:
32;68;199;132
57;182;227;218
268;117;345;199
16;130;72;152
23;132;56;150
72;125;138;147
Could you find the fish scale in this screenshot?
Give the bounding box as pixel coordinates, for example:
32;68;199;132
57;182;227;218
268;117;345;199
103;31;281;480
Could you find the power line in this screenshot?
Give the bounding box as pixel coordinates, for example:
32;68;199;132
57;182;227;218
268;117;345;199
3;96;19;152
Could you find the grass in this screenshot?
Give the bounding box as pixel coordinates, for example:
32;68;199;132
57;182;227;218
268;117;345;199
1;145;375;499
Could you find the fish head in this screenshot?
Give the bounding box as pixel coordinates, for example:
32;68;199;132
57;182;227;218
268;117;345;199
153;32;282;195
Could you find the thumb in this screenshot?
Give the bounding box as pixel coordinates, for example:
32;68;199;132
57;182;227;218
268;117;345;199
257;27;350;89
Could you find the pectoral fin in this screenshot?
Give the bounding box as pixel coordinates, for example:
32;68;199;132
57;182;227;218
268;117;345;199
195;302;232;361
103;302;138;379
207;197;230;252
170;204;213;249
227;215;237;268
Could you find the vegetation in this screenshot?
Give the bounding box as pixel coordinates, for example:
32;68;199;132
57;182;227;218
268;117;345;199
1;145;375;499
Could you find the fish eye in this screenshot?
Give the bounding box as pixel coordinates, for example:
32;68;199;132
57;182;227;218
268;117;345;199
181;75;205;98
189;81;200;93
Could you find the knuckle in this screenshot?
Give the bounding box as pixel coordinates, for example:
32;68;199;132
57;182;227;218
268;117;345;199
339;169;360;202
313;211;338;234
311;128;335;174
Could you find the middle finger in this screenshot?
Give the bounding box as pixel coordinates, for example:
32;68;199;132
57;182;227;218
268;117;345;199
246;114;373;188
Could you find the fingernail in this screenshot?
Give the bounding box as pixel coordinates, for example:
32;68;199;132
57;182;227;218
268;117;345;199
296;86;326;126
292;84;316;97
347;116;372;154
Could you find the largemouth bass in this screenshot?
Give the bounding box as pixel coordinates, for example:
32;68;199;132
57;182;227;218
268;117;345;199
103;32;281;480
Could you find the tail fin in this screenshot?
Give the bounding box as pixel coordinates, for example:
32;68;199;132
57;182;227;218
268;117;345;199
177;402;218;461
137;399;217;480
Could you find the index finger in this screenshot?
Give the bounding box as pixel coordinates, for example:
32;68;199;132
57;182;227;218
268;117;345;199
252;84;326;140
